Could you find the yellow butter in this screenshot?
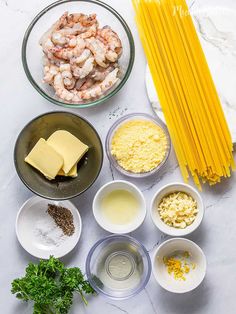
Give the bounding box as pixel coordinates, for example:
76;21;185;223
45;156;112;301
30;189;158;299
25;138;63;180
57;164;78;177
47;130;89;174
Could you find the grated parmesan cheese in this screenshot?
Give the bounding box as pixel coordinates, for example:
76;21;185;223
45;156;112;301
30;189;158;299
111;119;168;173
157;192;198;229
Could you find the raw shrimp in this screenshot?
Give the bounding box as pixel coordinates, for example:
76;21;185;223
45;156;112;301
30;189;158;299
79;68;119;99
50;38;85;60
59;63;72;73
53;73;82;102
54;68;119;101
79;78;94;91
78;24;97;39
67;13;98;27
97;26;122;62
75;78;86;90
85;37;108;68
51;23;90;38
41;11;123;103
63;77;76;89
39;12;68;50
51;13;98;39
51;32;68;46
70;49;91;64
105;50;119;63
41;38;54;54
91;64;117;81
42;39;66;66
59;64;75;89
97;26;122;54
46;52;64;66
72;57;94;79
43;63;59;84
49;13;97;49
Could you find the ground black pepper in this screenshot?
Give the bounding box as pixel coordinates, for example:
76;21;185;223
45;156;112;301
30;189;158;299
47;204;75;236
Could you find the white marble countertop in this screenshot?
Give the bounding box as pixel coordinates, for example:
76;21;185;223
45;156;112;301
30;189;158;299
1;0;236;313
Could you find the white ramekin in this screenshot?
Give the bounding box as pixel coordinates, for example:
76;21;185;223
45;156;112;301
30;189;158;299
151;182;204;236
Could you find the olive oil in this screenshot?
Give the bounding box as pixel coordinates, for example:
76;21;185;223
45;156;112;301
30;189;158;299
101;189;139;225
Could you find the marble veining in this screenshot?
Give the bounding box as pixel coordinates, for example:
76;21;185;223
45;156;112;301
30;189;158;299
194;15;236;55
106;303;129;314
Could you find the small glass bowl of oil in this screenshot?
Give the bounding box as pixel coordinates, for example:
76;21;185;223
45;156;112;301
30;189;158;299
86;235;151;299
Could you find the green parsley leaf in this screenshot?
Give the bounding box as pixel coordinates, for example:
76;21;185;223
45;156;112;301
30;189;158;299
11;256;95;314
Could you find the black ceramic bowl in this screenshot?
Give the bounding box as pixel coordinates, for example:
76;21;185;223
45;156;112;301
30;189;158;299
14;111;103;200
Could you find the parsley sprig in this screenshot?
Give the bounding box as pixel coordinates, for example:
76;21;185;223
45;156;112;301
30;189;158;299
11;256;95;314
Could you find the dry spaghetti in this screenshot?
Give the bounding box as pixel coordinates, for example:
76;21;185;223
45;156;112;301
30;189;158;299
132;0;235;189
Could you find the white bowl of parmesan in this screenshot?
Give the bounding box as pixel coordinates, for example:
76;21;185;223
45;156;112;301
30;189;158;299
151;183;204;236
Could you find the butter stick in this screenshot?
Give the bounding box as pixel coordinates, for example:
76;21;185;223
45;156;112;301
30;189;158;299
25;138;63;180
57;164;78;177
47;130;89;174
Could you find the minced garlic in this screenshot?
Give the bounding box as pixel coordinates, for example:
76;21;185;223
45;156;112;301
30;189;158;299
111;119;168;173
157;192;198;229
163;251;196;281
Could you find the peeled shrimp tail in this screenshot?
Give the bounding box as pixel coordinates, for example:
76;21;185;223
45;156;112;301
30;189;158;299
97;26;123;62
54;73;82;102
50;38;85;60
91;64;117;81
78;24;97;39
85;38;108;68
72;57;94;79
79;68;119;99
39;12;68;47
70;49;91;64
59;64;76;89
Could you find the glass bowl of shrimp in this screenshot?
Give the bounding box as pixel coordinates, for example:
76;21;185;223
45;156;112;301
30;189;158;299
22;0;135;108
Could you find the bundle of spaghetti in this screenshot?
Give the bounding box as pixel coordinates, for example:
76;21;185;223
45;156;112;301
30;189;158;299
132;0;235;189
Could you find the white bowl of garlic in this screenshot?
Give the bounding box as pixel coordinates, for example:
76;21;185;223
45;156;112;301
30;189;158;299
150;183;204;236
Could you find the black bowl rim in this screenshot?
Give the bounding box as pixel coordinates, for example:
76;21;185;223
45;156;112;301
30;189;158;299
14;111;104;200
21;0;135;109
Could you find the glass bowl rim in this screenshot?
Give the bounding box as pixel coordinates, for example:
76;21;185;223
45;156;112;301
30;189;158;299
13;110;104;200
85;234;152;300
105;112;172;178
21;0;135;109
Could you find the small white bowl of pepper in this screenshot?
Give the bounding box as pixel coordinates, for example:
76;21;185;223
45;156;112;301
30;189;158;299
16;196;82;259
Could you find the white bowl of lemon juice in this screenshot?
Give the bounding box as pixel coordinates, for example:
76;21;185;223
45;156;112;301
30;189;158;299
93;180;146;234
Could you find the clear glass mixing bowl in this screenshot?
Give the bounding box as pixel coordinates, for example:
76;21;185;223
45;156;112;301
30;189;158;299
22;0;135;108
86;235;151;300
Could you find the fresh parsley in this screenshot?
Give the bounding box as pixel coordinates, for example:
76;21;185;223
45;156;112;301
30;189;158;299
11;256;95;314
